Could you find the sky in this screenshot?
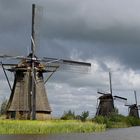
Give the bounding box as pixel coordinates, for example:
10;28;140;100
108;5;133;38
0;0;140;117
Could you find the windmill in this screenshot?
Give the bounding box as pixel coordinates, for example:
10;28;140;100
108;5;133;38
96;72;127;116
0;4;91;120
125;91;140;118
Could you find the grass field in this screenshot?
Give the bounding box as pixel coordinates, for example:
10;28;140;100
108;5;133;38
0;120;106;134
0;114;139;134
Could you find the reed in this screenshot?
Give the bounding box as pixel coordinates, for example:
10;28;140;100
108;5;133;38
0;120;106;134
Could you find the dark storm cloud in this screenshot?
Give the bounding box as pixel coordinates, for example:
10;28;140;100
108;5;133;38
0;0;31;55
40;0;140;44
39;0;140;70
1;0;140;70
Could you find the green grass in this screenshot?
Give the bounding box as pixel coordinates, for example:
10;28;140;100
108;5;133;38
1;114;139;134
93;114;140;128
0;120;106;134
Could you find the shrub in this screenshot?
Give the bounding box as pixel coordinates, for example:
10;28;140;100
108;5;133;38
79;111;89;122
108;113;125;122
94;114;140;128
94;116;107;124
61;110;75;120
125;116;140;126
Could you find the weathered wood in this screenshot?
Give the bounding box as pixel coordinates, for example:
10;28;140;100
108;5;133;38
6;55;51;120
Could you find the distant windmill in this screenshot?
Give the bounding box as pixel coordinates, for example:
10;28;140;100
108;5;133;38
0;4;91;120
96;72;127;116
125;91;140;118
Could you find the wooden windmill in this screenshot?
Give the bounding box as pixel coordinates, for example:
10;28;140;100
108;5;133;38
0;4;91;120
125;91;140;118
96;72;127;116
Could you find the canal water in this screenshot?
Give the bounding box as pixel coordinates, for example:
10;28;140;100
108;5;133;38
0;127;140;140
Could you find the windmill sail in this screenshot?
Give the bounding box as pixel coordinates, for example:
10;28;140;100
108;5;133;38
113;95;127;103
109;71;112;95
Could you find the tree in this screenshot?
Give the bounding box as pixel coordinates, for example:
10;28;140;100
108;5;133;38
79;111;89;122
61;110;76;120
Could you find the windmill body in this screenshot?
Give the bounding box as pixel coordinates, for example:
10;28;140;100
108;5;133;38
96;94;114;116
0;4;91;120
96;72;127;116
6;54;51;120
129;104;139;118
96;92;127;117
126;91;140;118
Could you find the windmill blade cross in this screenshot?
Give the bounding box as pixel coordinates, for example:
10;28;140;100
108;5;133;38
113;95;127;101
0;55;27;60
134;90;138;105
62;59;91;67
43;57;91;66
114;95;127;103
31;36;36;51
43;57;91;73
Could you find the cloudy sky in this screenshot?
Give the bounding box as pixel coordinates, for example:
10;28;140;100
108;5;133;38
1;0;140;117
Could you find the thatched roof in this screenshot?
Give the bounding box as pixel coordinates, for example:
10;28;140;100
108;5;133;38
99;94;113;100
